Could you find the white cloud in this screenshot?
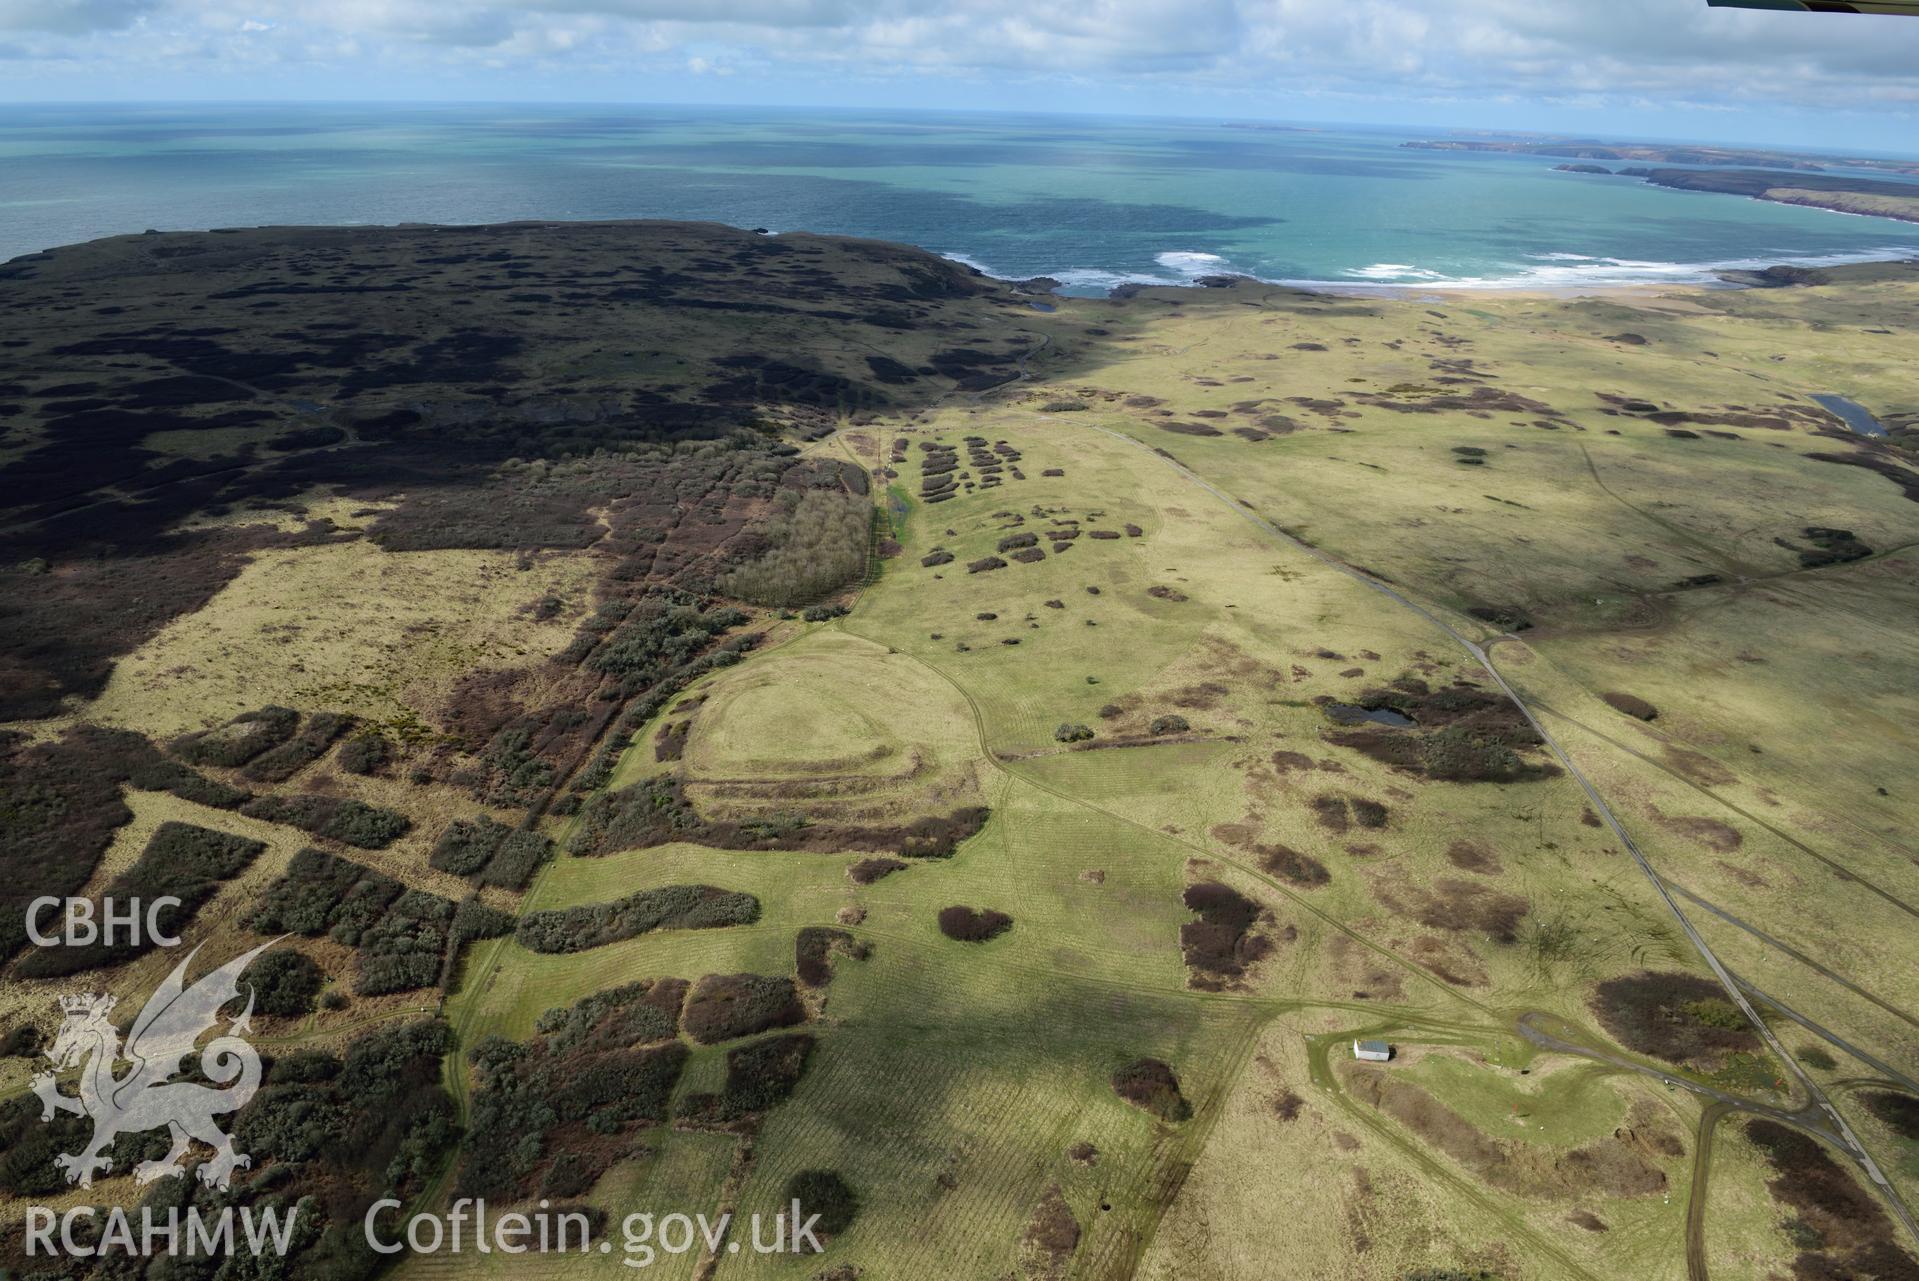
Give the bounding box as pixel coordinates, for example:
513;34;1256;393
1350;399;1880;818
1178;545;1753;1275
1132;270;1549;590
7;0;1919;120
0;0;153;33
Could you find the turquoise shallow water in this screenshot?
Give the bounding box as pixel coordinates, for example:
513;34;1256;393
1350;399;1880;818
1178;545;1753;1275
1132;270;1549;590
3;103;1917;294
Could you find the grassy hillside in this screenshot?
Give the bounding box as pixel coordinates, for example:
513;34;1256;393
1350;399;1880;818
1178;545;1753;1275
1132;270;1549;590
3;226;1916;1281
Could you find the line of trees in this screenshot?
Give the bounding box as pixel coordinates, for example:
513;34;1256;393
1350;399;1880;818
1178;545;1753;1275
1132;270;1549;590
721;486;872;607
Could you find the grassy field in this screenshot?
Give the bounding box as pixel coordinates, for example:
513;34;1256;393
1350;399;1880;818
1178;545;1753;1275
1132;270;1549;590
86;526;600;742
419;369;1831;1277
8;232;1918;1279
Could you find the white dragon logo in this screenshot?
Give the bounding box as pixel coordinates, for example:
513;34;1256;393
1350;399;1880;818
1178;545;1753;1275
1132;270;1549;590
31;940;277;1190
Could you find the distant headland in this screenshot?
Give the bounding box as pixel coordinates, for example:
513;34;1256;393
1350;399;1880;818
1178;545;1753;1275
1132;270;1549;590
1408;137;1919;227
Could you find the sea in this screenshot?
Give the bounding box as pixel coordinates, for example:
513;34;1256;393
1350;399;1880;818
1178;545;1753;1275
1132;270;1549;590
4;103;1918;295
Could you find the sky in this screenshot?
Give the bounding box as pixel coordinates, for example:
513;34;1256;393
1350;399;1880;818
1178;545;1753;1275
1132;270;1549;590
2;0;1918;151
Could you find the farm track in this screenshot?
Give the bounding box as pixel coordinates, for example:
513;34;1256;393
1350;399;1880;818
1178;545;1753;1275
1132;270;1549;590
1072;418;1919;1250
349;321;1919;1271
825;636;1622;1275
1578;440;1919;603
1686;1102;1730;1281
1493;647;1919;902
838;355;1905;1270
829;452;1646;1272
1576;443;1760;582
1662;881;1919;1041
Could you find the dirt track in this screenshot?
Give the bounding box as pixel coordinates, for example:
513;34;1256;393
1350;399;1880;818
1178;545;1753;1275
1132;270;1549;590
1081;418;1919;1253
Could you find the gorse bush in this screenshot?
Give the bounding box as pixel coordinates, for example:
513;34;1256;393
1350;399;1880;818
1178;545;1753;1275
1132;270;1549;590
355;890;454;996
241;711;354;783
722;486;872;607
460;981;702;1200
588;598;748;682
1179;881;1269;982
452;898;515;945
337;732;391;775
222;1020;454;1278
785;1170;859;1235
795;926;871;986
16;821;266;978
430;816;554;889
429;817;503;876
241;949;326;1017
0;724;264;964
849;857;907;884
239;793;412;849
678;1033;814;1123
250;847;403;940
479;829;554;889
249;848;498;996
938;906;1014;943
516;884;761;954
682;973;806;1044
1590;971;1760;1065
171;706;301;769
899;807;991;859
535;978;686;1054
1112;1058;1191;1122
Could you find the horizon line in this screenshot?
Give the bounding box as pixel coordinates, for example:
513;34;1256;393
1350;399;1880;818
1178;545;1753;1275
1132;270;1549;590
3;99;1918;162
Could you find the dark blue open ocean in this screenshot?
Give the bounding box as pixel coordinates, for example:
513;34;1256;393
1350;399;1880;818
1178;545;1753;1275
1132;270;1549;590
4;103;1917;293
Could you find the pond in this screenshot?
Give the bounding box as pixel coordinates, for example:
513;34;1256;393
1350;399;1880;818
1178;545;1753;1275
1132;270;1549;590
1324;703;1416;728
1810;394;1888;438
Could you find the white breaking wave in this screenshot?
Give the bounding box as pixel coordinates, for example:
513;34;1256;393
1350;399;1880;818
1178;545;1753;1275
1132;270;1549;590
938;251;995;276
941;243;1919;296
1045;267;1174;290
1153;250;1229;274
937;247;1246;293
1343;263;1448;281
1294;245;1919;291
